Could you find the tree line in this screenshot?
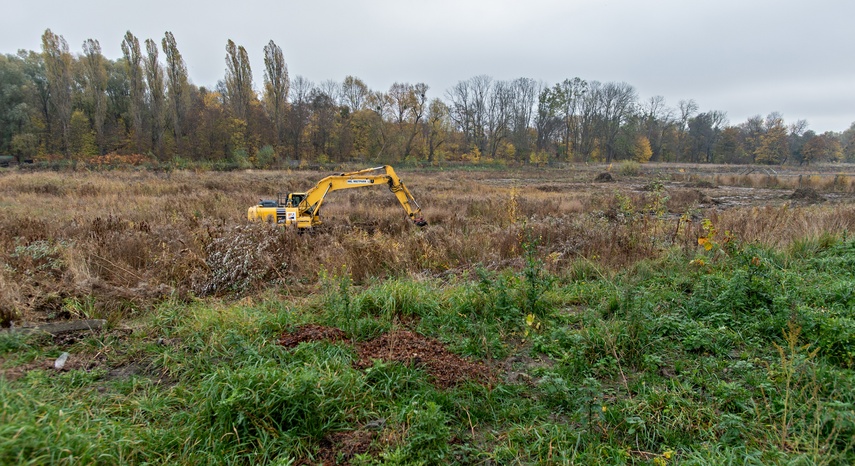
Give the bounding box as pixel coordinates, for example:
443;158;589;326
1;29;854;167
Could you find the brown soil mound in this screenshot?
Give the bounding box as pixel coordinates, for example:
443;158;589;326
278;324;347;348
277;327;492;387
789;187;826;203
594;172;615;182
355;330;491;388
685;180;717;189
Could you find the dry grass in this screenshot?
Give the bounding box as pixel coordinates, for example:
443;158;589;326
2;164;855;325
705;173;855;193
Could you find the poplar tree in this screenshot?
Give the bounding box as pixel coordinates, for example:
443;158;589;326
263;40;289;144
162;31;189;152
121;31;145;151
41;29;73;155
144;39;165;158
81;38;107;154
224;39;254;121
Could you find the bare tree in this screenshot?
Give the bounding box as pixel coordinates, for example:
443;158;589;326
534;85;561;155
641;95;675;161
676;99;698;161
341;76;368;112
598;81;637;162
308;87;338;159
446;79;474;149
406;83;429;159
509;77;538;160
578;80;602;160
367;90;392;158
385;82;428;159
318;80;341;105
447;75;491;154
388;82;411;128
287;75;313;159
553;77;587;160
486;79;512;158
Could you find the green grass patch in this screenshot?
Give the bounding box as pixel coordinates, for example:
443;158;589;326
2;236;855;464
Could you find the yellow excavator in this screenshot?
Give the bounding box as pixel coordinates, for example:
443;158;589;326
247;165;427;229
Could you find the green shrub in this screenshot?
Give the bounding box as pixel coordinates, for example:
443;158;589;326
255;145;277;168
617;160;641;176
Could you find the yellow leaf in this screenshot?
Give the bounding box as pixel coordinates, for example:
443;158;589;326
525;314;535;326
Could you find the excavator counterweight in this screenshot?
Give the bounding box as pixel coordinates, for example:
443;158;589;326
247;165;426;228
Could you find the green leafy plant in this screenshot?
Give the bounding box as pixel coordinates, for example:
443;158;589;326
521;226;553;319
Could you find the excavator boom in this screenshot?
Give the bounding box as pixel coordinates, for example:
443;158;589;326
247;165;426;228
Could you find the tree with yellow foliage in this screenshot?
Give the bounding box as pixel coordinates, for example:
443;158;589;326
755;114;789;164
802;132;843;165
633;135;653;163
529;150;548;166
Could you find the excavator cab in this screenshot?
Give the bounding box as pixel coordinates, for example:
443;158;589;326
277;193;306;208
290;194;306;208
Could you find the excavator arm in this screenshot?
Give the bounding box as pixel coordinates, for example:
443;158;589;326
300;166;425;226
248;165;426;228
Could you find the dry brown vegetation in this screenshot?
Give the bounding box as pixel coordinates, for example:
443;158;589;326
3;163;855;327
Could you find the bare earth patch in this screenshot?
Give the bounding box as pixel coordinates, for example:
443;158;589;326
277;327;492;388
355;330;492;388
789;187;826;203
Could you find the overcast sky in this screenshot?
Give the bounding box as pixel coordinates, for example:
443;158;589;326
2;0;853;133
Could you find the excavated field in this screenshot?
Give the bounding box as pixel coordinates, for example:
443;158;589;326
2;163;855;328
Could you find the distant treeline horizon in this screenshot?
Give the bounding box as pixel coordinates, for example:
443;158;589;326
1;29;854;167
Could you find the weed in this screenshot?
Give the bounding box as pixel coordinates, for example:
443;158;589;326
399;401;451;463
756;321;855;464
521;226;554;319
